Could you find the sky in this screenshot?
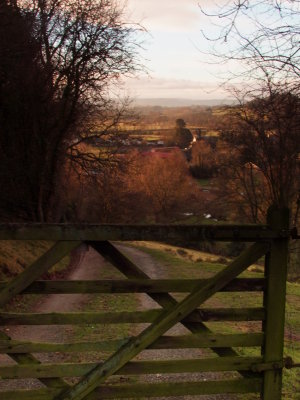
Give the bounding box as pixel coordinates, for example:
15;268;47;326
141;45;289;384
123;0;233;102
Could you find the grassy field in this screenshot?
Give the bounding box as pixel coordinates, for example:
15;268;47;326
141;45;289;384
128;241;300;400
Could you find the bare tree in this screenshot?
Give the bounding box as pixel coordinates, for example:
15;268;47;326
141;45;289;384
201;1;300;88
201;2;300;278
63;150;204;223
201;1;300;219
0;0;142;221
215;88;300;220
190;139;217;179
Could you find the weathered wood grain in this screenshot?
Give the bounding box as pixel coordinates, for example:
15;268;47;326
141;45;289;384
0;241;80;307
0;331;69;390
0;356;264;378
0;277;265;294
0;223;286;241
0;307;265;325
262;207;289;400
92;240;264;379
0;333;263;353
54;241;269;400
0;379;263;399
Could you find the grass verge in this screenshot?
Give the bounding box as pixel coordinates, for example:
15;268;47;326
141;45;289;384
0;240;71;280
128;241;300;400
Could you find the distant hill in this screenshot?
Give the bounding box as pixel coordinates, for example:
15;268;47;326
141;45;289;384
132;98;234;107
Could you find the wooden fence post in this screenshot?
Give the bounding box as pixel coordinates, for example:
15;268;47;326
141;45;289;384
262;206;290;400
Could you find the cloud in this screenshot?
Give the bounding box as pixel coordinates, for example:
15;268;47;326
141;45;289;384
126;0;203;32
123;76;228;99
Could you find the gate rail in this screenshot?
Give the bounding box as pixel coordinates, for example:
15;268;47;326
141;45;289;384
0;207;296;399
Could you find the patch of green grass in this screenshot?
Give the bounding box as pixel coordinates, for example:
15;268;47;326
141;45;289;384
132;243;263;279
130;241;299;399
58;260;140;386
70;261;139;365
132;245;224;279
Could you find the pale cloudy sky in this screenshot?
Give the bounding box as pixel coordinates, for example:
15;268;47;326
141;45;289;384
123;0;232;101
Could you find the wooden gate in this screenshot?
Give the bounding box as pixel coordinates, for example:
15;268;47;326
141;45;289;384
0;207;294;399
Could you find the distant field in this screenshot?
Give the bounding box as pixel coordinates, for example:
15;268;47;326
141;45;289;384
212;107;229;116
197;178;212;188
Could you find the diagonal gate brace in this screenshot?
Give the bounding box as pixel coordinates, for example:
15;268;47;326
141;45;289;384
0;241;81;308
0;330;70;390
91;240;262;377
0;241;80;390
55;241;269;400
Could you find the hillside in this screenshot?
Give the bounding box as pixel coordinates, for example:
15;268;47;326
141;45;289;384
0;241;70;280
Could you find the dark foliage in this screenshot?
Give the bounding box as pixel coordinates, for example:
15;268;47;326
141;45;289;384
0;0;140;221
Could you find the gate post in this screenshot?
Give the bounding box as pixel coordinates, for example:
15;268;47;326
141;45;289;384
262;206;289;400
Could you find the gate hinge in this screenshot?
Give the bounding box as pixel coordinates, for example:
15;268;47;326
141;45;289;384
251;361;284;372
251;357;300;372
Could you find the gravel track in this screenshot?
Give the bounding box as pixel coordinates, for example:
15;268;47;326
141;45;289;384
116;244;235;400
0;243;239;399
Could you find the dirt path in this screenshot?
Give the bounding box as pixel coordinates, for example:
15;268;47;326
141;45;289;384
0;243;237;399
116;244;234;400
0;244;110;390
